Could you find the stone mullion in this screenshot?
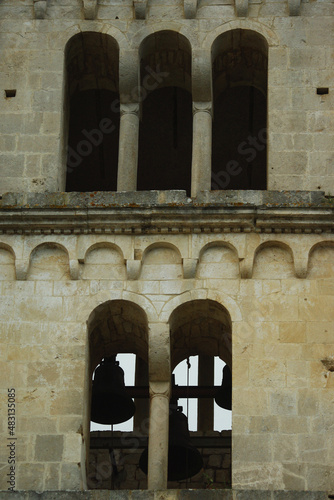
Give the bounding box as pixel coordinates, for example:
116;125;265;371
191;102;213;197
117;103;140;192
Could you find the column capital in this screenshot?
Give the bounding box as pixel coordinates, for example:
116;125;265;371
193;101;212;116
149;381;171;399
120;102;140;116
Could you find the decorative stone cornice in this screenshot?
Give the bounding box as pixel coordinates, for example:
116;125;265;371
33;0;47;19
0;191;333;236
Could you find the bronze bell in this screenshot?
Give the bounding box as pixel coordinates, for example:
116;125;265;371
139;405;203;481
214;364;232;411
91;356;136;425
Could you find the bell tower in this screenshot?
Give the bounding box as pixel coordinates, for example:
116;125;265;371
0;0;333;498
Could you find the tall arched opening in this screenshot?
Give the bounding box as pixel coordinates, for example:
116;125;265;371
86;300;149;490
211;30;268;190
137;31;192;195
65;32;120;192
168;299;232;489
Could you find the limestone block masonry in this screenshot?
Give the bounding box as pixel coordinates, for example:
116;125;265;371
0;0;334;497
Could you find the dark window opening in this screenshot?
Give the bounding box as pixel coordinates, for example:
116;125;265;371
5;89;16;98
66;89;120;192
64;32;119;192
212;85;267;190
137;86;192;195
211;29;268;190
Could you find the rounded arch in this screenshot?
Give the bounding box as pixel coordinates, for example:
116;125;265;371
141;242;183;263
198;241;240;261
140;243;183;281
0;242;16;259
0;243;16;281
253;241;295;279
160;288;242;323
138;30;193;196
203;20;279;51
80;242;126;280
65;31;120;96
27;242;70;281
308;241;334;279
139;29;192;93
197;242;240;279
211;29;268;97
169;299;232;369
64;31;120;193
211;28;268;191
29;241;70;260
88;299;149;372
83;242;125;262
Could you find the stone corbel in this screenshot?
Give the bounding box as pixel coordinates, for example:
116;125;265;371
69;260;80;280
184;0;198;19
34;0;47;19
133;0;147;19
183;258;198;279
15;259;29;281
235;0;249;17
294;257;308;279
126;259;142;280
83;0;98;20
288;0;301;16
240;257;253;279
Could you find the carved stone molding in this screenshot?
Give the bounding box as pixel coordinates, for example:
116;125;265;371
184;0;198;19
235;0;249;17
120;102;140;116
288;0;301;16
33;0;47;19
192;101;212;116
133;0;147;19
83;0;98;20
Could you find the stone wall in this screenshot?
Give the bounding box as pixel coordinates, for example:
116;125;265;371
0;0;333;194
0;192;334;491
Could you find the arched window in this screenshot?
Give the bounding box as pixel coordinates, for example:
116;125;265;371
211;30;268;190
65;32;120;192
168;299;232;489
137;31;192;195
86;300;149;490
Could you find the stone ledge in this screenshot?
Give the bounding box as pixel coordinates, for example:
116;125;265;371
0;491;330;499
0;190;329;210
0;191;333;236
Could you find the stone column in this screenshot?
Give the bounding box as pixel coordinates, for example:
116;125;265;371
117;103;139;191
147;382;170;489
147;322;171;490
191;101;212;197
